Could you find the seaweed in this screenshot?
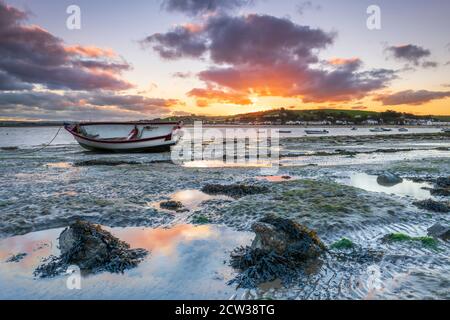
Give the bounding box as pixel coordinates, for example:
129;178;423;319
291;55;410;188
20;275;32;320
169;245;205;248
330;238;354;250
382;233;439;249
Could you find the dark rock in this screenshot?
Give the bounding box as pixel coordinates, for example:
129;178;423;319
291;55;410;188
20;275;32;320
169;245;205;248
5;253;27;263
160;200;184;211
230;215;326;288
377;172;403;187
414;199;449;213
436;177;450;189
34;221;148;278
201;184;269;198
430;177;450;196
1;146;19;151
74;160;141;167
427;223;450;241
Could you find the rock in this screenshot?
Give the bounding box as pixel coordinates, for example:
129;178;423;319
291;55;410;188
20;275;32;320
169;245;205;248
436;177;450;189
430;177;450;196
229;215;326;288
201;184;269;198
1;146;19;151
427;224;450;241
160;200;184;211
414;199;449;213
5;253;27;263
377;172;403;187
34;221;148;278
251;215;326;258
74;160;141;167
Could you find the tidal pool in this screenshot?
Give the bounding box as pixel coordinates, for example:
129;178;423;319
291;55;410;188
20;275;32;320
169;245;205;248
338;172;434;200
0;224;253;300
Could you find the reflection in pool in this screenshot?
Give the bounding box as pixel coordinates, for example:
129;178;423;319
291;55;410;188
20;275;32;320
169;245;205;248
339;172;433;200
153;189;233;212
0;224;253;300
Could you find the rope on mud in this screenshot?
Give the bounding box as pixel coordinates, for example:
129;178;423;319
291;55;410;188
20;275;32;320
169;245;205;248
18;126;63;154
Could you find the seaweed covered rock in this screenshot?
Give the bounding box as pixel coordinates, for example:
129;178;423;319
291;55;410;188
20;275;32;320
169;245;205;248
414;199;449;213
230;215;326;288
34;221;148;278
377;172;403;187
201;184;269;198
430;177;450;197
160;200;185;211
5;253;27;263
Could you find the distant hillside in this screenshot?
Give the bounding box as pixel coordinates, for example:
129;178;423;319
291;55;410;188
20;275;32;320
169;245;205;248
1;109;449;127
162;109;450;125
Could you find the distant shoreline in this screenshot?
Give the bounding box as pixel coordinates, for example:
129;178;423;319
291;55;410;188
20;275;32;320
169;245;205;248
1;123;449;129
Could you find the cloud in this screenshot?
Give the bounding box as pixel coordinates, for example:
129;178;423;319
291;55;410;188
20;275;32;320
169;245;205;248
386;44;431;66
375;90;450;106
0;91;180;120
0;71;33;91
187;87;252;105
422;61;439;68
172;71;194;78
297;1;321;15
161;0;252;16
351;105;368;110
0;1;132;91
144;14;395;105
142;25;207;59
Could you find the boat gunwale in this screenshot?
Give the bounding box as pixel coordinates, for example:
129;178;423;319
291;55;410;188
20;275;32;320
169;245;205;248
74;121;181;126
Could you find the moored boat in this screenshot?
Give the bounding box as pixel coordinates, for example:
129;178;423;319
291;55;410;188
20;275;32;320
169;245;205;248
398;128;409;132
65;121;183;152
370;128;384;133
305;129;329;135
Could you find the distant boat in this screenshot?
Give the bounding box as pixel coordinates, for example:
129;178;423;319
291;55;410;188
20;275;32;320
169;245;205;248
398;128;409;132
442;128;450;133
381;128;392;132
65;121;183;153
351;127;358;131
370;128;384;133
278;130;292;134
305;129;329;135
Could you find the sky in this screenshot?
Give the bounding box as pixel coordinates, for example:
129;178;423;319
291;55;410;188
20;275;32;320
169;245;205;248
0;0;449;121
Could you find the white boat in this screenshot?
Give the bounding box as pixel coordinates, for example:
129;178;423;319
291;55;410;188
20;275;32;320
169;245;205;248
65;121;183;152
305;129;329;135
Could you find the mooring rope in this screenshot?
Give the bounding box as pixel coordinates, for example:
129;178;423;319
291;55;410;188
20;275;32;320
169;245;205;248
17;126;63;154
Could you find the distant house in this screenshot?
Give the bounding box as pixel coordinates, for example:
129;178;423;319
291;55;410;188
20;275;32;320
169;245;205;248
363;119;379;125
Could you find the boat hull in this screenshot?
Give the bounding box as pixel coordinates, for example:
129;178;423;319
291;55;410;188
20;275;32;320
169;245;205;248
65;122;182;153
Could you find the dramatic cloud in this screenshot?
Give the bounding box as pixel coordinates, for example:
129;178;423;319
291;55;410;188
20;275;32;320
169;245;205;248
375;90;450;106
145;14;395;105
386;44;431;66
161;0;252;16
0;71;32;91
143;25;207;59
0;1;132;91
0;91;180;120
